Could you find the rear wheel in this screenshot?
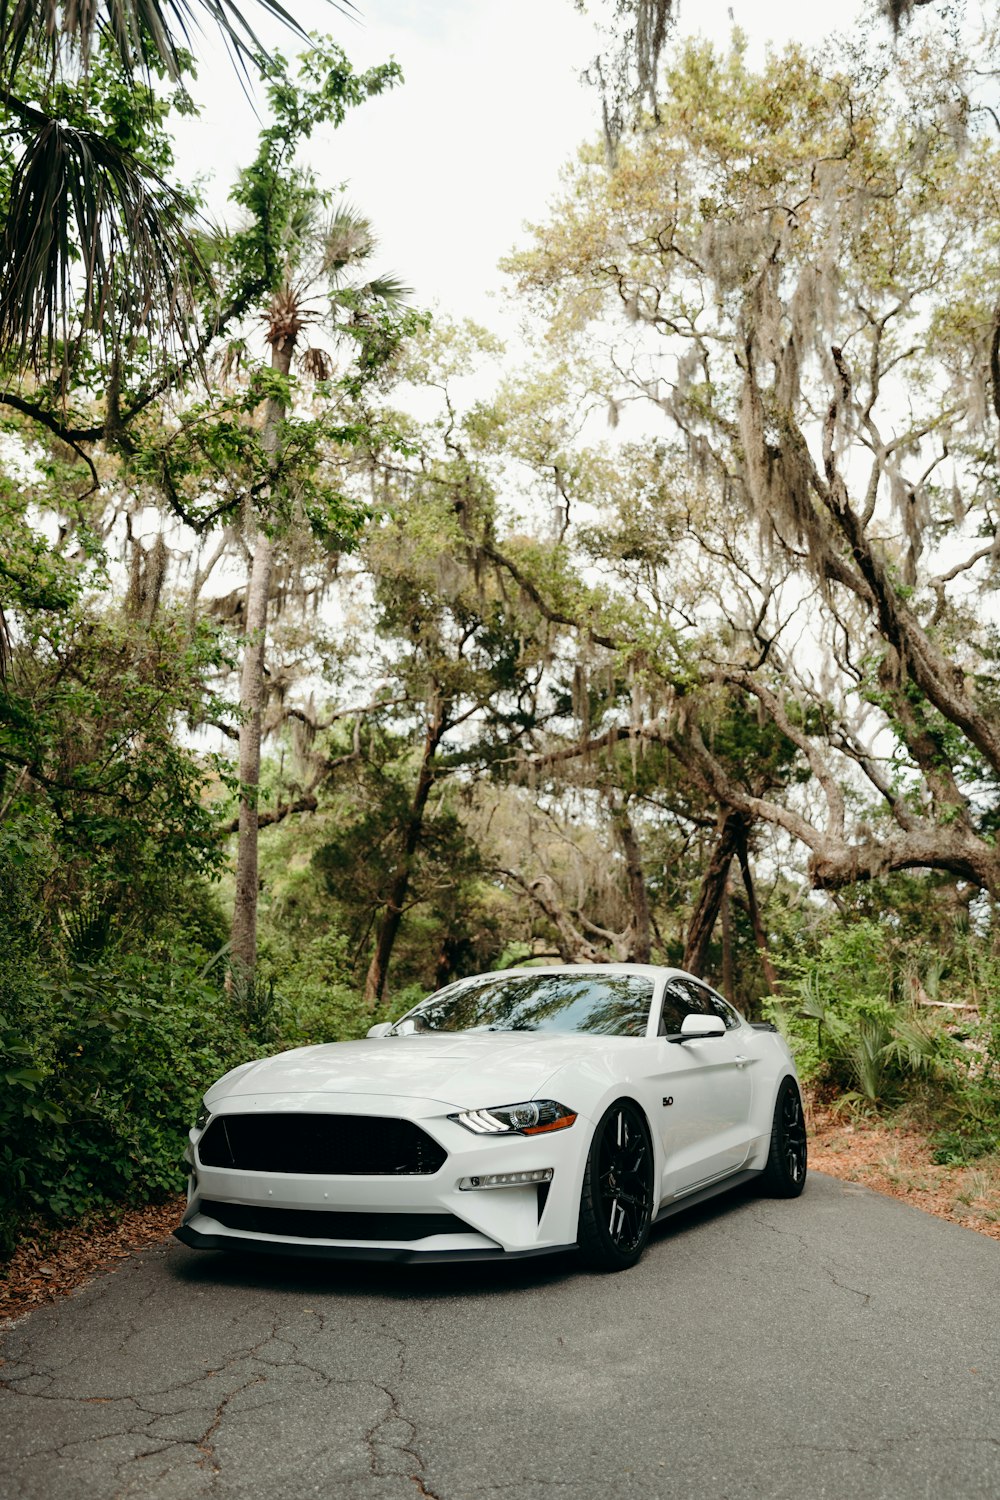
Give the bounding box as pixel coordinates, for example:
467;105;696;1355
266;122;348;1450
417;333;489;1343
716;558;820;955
578;1099;654;1272
759;1078;807;1197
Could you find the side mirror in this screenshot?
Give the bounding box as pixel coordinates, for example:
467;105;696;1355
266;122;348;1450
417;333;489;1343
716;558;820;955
366;1022;393;1039
679;1014;726;1040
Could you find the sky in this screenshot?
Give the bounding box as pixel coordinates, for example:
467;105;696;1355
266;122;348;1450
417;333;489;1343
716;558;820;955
171;0;866;332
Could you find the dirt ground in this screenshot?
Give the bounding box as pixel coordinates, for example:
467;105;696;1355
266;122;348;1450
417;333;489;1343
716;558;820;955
2;1108;998;1326
808;1097;1000;1244
0;1197;187;1326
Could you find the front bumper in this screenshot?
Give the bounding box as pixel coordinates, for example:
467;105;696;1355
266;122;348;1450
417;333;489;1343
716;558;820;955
176;1090;588;1261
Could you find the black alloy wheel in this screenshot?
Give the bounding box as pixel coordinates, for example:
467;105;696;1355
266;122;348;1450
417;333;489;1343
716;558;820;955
760;1077;808;1197
578;1099;655;1272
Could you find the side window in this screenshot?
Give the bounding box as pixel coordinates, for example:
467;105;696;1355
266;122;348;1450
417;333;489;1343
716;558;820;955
658;981;690;1035
715;994;744;1030
682;979;740;1031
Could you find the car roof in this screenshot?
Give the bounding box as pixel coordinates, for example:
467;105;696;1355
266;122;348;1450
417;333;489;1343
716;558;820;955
475;963;683;980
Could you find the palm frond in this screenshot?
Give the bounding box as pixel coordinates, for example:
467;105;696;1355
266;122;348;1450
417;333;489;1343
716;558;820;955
286;185;324;257
320;203;410;316
300;344;332;380
321;202;376;280
845;1017;892;1103
799;980;830;1025
361;272;411;308
0;99;206;370
0;0;358;82
884;1014;948;1077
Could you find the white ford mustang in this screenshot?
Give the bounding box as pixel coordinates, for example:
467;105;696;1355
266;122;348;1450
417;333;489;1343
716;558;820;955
176;964;807;1272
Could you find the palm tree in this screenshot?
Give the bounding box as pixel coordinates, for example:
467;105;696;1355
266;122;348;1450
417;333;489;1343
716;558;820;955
230;200;409;976
0;0;355;376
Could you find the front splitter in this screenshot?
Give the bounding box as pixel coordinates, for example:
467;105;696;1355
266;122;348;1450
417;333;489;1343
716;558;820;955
174;1222;574;1265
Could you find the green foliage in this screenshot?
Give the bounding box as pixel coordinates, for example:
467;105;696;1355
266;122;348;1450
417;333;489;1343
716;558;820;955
0;869;257;1258
0;31;206;375
766;917;1000;1157
931;1124;1000;1167
258;930;387;1045
309;751;503;994
0;0;351;375
0;469;251;1258
1;584;232;948
315;764;479;931
227;41;403;306
769;920;939;1094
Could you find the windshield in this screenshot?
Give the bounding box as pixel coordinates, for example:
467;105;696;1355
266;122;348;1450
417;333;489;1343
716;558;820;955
394;971;655;1037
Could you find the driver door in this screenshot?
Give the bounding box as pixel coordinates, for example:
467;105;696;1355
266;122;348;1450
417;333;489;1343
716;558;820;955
650;979;754;1198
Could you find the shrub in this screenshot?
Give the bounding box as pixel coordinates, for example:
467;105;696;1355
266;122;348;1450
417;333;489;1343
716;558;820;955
766;921;956;1102
0;940;261;1259
765;921;1000;1149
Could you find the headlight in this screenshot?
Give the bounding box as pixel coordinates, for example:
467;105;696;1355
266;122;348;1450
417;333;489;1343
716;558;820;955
194;1105;212;1132
450;1100;577;1136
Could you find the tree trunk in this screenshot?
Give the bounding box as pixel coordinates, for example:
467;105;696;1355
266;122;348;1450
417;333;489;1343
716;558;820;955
734;826;779;994
363;701;447;1007
434;936;457;992
612;799;652;963
721;884;735;1001
683;809;749;978
230;329;295;976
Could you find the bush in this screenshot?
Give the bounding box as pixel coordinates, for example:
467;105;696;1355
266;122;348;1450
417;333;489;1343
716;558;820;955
764;920;1000;1146
254;930;419;1047
0;831;255;1260
0;822;403;1261
0;939;260;1259
931;1126;999;1167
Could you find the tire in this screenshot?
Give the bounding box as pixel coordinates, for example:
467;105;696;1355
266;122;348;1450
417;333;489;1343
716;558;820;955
578;1099;655;1272
759;1077;808;1197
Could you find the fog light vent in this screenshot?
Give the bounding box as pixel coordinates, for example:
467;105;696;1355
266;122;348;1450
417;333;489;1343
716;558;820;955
458;1168;554;1191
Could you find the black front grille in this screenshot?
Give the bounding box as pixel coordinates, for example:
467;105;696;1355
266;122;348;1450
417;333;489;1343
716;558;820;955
197;1113;447;1176
199;1199;465;1241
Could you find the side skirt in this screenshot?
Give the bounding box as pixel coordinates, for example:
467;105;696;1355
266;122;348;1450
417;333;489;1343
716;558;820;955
653;1168;760;1225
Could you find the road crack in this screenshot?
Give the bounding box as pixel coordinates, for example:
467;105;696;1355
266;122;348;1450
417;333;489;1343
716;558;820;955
195;1373;265;1477
824;1267;872;1306
750;1204;873;1306
363;1326;444;1500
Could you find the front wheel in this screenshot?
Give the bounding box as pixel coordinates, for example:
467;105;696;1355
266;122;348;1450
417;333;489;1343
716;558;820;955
578;1099;655;1272
759;1078;808;1197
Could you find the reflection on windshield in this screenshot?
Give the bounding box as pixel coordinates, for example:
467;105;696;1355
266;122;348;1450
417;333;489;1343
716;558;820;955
395;972;654;1037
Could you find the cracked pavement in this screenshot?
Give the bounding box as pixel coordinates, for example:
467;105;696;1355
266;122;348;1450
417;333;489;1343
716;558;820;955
2;1172;998;1499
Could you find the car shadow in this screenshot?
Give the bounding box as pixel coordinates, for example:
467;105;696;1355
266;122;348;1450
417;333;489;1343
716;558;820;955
649;1176;762;1246
171;1244;578;1300
169;1177;766;1302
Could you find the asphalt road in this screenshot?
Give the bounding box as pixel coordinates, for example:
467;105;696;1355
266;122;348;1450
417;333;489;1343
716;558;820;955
2;1172;998;1500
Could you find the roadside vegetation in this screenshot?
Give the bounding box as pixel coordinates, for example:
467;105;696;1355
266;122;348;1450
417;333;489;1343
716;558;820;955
2;0;1000;1263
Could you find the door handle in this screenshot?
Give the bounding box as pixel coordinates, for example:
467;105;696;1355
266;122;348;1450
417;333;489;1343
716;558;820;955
734;1054;749;1068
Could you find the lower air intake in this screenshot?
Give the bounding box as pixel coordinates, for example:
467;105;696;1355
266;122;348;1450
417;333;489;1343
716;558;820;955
199;1200;465;1241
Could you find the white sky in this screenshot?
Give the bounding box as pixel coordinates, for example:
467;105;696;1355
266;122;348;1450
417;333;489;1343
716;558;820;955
172;0;865;331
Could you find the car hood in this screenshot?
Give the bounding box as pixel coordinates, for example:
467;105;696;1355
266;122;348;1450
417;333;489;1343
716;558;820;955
206;1032;620;1111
